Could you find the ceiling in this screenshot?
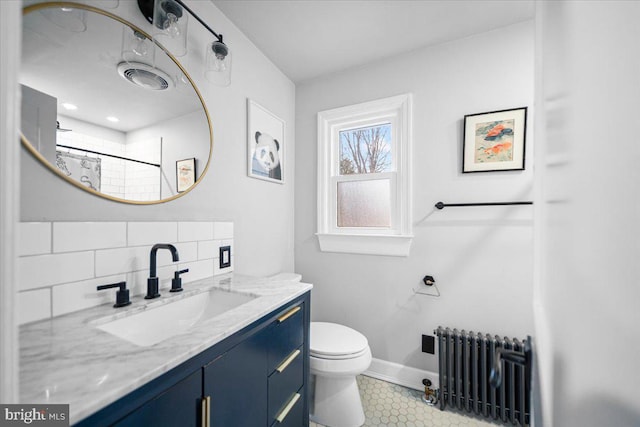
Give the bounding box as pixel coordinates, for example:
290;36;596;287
212;0;535;83
21;1;204;133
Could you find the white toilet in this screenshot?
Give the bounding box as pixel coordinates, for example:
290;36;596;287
310;322;372;427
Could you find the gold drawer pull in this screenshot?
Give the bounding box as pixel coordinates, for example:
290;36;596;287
276;349;301;373
275;392;301;423
277;306;301;323
202;396;211;427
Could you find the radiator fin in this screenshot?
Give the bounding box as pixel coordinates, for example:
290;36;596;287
435;327;531;426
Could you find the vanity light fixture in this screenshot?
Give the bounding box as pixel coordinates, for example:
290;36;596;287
121;28;154;63
137;0;232;86
131;30;150;58
138;0;188;57
205;38;232;87
40;6;87;33
94;0;120;9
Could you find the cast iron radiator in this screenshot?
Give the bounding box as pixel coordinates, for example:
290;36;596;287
434;327;532;426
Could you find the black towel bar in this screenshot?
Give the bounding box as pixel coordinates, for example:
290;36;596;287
435;201;533;209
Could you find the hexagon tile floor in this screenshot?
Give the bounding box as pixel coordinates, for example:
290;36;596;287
310;375;501;427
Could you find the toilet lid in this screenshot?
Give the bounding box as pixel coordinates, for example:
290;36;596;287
310;322;369;357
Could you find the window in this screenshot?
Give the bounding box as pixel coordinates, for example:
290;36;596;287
317;94;413;256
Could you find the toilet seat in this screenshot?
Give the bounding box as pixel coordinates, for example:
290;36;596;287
310;347;369;360
310;322;368;359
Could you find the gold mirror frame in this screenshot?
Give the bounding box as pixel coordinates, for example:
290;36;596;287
20;2;213;205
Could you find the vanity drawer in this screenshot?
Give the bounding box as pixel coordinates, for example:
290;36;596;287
270;387;304;427
267;303;304;372
268;346;303;423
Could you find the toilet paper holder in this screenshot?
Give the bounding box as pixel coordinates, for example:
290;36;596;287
413;275;440;297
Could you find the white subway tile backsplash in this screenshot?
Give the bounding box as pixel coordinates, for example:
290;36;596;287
19;252;95;290
19;222;51;256
180;259;215;284
214;256;234;276
155;248;181;270
18;289;51;325
198;239;234;260
128;222;178;246
212;222;234;240
52;275;126;317
174;242;198;263
53;222;126;253
18;221;233;320
129;265;175;296
95;246;149;277
197;240;218;260
178;222;214;242
96;245;185;279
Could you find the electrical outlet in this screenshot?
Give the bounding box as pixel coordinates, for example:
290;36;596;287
422;334;435;354
219;245;231;269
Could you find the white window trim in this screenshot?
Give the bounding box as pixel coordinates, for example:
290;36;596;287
316;94;413;257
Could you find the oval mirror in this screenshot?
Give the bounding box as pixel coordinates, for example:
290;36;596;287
20;2;212;204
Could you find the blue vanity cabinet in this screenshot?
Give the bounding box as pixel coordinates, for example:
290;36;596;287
112;369;202;427
266;304;305;426
203;327;268;427
75;292;309;427
203;300;308;427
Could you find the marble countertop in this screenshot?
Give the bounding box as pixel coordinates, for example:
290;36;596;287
19;274;312;424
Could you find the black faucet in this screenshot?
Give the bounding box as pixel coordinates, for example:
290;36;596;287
97;281;131;308
146;243;179;299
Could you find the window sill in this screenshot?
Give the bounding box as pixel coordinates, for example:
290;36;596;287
316;233;413;257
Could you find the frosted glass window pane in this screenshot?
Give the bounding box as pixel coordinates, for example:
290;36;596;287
339;123;392;175
337;179;391;227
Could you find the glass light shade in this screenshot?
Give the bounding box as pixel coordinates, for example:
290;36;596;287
40;6;86;32
93;0;119;8
153;0;187;57
121;28;154;63
205;41;232;86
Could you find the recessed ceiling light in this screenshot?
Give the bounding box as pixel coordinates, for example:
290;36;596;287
106;116;119;123
62;103;77;110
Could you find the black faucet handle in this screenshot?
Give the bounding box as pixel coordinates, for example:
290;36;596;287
175;268;189;277
170;269;189;292
97;281;132;308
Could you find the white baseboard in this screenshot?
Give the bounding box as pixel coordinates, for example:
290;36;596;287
364;358;439;391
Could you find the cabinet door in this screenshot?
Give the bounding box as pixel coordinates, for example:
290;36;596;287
204;329;268;427
114;369;202;427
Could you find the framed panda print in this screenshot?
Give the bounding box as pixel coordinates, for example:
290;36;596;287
247;99;285;184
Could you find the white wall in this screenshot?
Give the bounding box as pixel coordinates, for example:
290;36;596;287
0;0;21;404
295;21;535;376
126;109;209;199
534;2;640;426
19;0;296;277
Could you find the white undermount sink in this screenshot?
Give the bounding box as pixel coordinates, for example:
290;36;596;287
95;289;257;347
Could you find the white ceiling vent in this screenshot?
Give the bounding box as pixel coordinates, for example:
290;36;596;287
116;62;174;91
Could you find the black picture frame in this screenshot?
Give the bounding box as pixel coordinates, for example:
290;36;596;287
462;107;527;173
